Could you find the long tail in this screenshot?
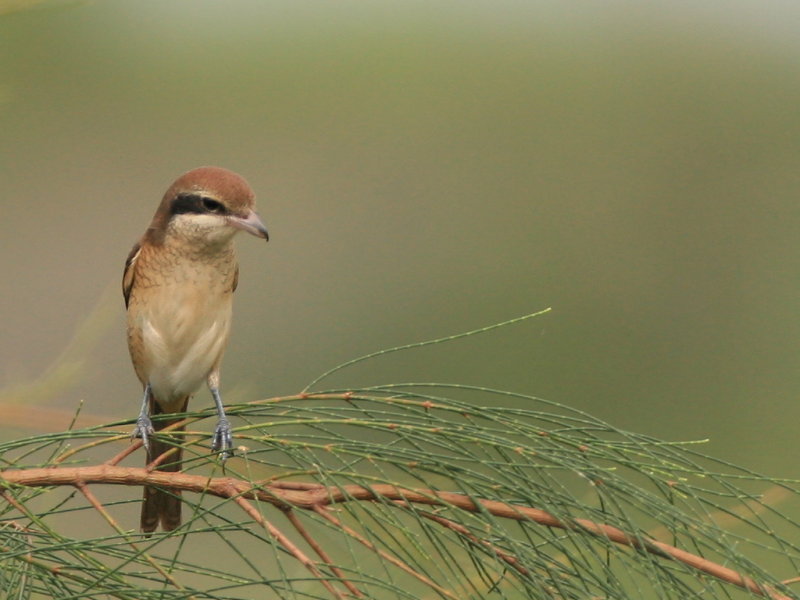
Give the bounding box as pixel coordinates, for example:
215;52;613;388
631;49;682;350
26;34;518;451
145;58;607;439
141;393;189;534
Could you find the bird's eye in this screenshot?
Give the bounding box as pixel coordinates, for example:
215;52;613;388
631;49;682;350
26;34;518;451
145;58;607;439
202;197;225;214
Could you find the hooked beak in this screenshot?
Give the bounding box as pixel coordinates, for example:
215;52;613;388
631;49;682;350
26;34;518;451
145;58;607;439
230;210;269;241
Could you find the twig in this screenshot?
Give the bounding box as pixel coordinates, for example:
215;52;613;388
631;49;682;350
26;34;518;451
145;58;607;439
1;489;28;515
103;441;140;466
75;481;189;593
313;504;459;599
283;507;364;598
229;491;347;600
392;500;530;577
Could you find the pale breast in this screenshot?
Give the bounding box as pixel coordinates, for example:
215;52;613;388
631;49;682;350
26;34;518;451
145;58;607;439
127;244;236;410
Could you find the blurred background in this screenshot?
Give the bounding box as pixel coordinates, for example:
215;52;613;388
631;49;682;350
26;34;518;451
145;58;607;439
1;0;799;477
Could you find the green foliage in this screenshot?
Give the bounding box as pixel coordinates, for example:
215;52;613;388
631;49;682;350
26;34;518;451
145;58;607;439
0;311;797;599
1;384;799;599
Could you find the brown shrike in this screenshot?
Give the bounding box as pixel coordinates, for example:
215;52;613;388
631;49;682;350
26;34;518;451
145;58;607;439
123;166;268;533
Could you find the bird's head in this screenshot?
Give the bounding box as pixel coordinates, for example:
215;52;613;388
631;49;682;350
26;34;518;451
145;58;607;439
148;166;269;248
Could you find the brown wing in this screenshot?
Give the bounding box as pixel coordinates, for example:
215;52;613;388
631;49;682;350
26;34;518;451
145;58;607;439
122;242;141;308
231;264;239;293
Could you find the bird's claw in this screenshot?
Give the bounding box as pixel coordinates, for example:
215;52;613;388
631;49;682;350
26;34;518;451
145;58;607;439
212;417;234;462
132;416;155;453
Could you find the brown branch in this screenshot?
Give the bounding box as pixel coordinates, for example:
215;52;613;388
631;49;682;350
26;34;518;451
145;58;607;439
0;465;788;600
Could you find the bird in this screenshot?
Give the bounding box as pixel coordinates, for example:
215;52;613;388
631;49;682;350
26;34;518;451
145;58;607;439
123;166;268;533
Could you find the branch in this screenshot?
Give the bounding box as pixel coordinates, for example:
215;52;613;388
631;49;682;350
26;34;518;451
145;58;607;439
0;464;788;600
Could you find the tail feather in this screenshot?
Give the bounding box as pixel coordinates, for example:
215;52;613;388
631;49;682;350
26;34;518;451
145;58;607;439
141;393;188;534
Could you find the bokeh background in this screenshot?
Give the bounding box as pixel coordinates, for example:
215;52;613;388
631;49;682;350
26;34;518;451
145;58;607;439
1;1;799;479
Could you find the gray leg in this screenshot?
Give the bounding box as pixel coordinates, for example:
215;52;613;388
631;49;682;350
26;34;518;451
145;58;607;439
131;383;154;452
210;387;233;461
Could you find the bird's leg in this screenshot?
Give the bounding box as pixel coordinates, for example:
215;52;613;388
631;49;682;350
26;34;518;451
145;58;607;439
131;383;154;452
210;388;233;460
208;373;233;461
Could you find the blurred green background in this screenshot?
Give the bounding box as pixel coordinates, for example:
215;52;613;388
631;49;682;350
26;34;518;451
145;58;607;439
1;0;799;478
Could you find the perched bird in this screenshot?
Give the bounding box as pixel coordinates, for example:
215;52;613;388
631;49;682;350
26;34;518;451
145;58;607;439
123;166;268;533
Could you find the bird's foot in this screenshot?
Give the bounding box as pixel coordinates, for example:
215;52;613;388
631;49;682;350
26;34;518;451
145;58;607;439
131;415;155;453
211;417;234;462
